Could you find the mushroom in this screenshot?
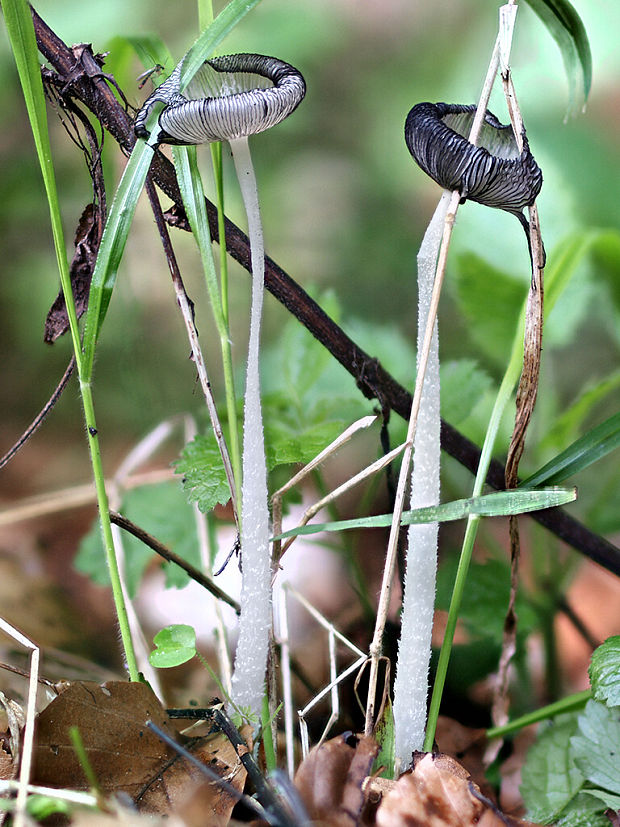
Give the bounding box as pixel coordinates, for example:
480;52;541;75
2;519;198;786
405;102;543;258
135;54;306;717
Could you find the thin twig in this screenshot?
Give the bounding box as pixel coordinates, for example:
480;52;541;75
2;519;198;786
0;619;39;827
0;357;75;470
109;510;240;613
144;178;238;526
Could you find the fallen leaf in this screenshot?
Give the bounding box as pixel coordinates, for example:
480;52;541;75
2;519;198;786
294;732;378;826
141;725;251;824
376;754;542;827
44;203;102;343
0;690;24;781
32;681;176;799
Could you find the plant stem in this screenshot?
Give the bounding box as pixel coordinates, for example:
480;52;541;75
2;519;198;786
486;690;591;739
80;380;139;681
212;142;242;504
365;189;461;737
393;191;449;764
229;135;271;718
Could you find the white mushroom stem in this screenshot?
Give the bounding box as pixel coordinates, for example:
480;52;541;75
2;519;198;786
393;191;450;767
228;135;271;718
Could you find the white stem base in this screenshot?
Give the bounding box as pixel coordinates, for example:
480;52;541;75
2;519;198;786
229;136;271;718
393;190;450;766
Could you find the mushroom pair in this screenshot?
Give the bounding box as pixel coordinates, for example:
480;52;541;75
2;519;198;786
135;53;305;717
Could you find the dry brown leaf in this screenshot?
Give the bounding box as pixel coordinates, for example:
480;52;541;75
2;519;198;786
141;725;251;824
294;732;378;826
0;690;24;781
376;754;543;827
31;681;176;800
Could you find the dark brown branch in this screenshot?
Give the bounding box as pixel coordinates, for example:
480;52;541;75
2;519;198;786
30;6;620;579
109;510;240;613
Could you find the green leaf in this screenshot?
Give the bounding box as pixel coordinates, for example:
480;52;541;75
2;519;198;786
179;0;263;88
572;700;620;795
272;487;576;540
521;411;620;489
523;0;592;113
589;636;620;708
175;433;232;513
26;797;72;819
435;557;537;645
555;793;613;827
75;481;203;595
521;715;584;823
440;360;492;427
373;701;395;780
541;371;620;453
82;139;158;374
124;33;174;73
583;789;620;810
150;624;197;667
453;253;524;367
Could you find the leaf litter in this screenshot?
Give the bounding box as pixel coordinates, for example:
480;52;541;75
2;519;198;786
0;673;549;826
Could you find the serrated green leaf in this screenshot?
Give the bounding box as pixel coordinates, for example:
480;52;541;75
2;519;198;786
583;788;620;810
589;636;620;708
453;253;524;367
572;700;620;795
521;715;584;823
556;792;612;827
273;487;576;540
150;624;197;668
75;481;203;595
264;414;346;470
523;0;592;113
435;557;537;645
521;411;620;489
440;359;492;426
175;433;232;514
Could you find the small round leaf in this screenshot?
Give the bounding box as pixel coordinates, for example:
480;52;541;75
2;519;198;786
149;624;197;668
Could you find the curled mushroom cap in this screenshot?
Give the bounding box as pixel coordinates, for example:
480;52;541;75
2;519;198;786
404;102;542;215
134;53;306;145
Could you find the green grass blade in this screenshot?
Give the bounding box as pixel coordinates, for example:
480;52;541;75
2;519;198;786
272;487;576;541
521;412;620;489
523;0;592;112
173;147;227;337
2;0;82;363
179;0;263;88
81;138;158;377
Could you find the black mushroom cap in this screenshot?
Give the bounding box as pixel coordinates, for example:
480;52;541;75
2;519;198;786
134;53;306;145
404;102;542;216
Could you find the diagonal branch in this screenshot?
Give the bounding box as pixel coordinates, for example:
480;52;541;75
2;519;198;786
29;5;620;580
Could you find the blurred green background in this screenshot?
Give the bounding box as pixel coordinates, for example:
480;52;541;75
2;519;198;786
1;0;619;526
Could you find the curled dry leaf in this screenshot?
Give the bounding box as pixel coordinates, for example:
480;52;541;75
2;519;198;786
294;732;379;826
376;753;542;827
0;690;25;781
44;202;103;343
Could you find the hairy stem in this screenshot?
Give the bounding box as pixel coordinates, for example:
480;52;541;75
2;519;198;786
229;135;271;718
